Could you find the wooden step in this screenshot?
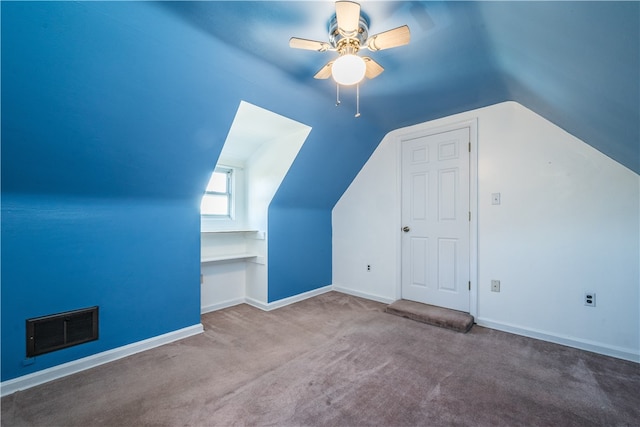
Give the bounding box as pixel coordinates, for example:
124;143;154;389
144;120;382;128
385;300;474;333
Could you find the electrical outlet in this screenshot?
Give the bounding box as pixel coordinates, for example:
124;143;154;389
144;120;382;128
367;264;371;272
491;280;500;292
584;292;596;307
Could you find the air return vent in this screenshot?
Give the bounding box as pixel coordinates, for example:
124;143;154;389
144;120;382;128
26;307;98;357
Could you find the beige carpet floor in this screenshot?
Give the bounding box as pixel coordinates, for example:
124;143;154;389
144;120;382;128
2;291;639;426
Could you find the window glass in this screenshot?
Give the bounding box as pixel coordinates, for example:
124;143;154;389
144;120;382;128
201;168;232;217
205;171;228;193
200;194;229;216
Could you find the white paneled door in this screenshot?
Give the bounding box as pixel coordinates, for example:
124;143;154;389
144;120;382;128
401;127;470;312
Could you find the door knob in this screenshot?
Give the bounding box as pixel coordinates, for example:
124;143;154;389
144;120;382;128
402;226;410;232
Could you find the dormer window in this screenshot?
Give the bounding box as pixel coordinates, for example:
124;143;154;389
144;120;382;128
201;167;233;218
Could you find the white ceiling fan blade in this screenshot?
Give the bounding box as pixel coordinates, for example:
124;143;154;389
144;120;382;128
314;61;334;79
366;25;411;51
289;37;332;52
363;57;384;79
335;1;361;37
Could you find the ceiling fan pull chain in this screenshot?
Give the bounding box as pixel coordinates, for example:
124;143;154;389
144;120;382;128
336;84;341;106
355;83;361;117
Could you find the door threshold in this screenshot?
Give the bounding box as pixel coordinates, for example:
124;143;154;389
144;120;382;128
386;300;474;333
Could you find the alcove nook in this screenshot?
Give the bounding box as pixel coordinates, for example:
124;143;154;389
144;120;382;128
200;101;311;312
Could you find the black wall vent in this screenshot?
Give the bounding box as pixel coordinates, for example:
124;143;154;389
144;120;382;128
26;306;98;357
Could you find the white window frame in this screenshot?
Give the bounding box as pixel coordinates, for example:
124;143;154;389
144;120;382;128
201;166;233;219
201;163;246;231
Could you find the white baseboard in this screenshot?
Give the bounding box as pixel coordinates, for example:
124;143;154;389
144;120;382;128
205;285;386;313
201;298;245;314
0;323;204;397
243;296;269;311
245;285;334;311
10;292;634;398
332;286;395;305
476;317;640;363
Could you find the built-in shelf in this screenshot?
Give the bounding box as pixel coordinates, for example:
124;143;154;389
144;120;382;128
201;230;259;234
201;254;258;263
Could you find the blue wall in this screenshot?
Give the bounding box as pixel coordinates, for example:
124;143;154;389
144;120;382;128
1;2;386;381
268;207;333;302
1;195;201;380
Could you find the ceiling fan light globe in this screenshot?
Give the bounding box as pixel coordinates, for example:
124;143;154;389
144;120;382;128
332;54;366;86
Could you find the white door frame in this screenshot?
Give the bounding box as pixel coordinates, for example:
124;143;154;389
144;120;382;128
394;118;478;318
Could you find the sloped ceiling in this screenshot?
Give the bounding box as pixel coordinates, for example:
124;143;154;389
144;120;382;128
162;1;639;174
2;1;638;207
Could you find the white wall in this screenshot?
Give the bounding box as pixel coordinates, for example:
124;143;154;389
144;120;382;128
333;101;640;361
332;127;401;304
200;231;258;313
201;259;246;313
245;128;311;233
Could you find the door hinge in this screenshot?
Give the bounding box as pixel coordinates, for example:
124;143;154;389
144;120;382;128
468;211;471;221
468;281;471;291
468;142;471;152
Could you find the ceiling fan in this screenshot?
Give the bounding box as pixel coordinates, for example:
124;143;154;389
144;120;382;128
289;0;410;116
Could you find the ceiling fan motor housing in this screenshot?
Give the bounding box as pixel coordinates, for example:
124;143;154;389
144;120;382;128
328;14;369;51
